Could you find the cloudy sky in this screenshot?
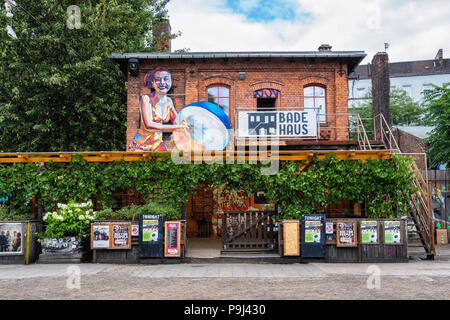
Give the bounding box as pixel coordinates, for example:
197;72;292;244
167;0;450;64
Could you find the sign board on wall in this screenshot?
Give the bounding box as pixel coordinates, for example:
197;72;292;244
111;223;131;249
91;222;131;250
384;221;402;244
164;221;181;258
91;224;110;249
337;221;358;247
360;221;379;244
237;110;318;138
0;222;24;255
301;214;326;258
139;214;164;258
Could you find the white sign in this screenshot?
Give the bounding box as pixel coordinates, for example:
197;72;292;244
238;110;318;138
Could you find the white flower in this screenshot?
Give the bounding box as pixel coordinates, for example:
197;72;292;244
79;215;85;220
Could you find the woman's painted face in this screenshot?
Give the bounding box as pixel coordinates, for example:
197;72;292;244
152;71;172;95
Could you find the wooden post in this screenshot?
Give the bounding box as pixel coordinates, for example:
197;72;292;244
93;249;97;263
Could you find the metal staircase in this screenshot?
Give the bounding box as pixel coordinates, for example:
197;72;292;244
356;114;435;259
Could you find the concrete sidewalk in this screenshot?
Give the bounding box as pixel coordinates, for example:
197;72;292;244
0;259;449;280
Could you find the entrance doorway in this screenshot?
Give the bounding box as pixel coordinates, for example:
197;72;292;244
185;186;222;258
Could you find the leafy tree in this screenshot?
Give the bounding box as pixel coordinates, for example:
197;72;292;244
350;88;427;127
423;84;450;167
0;0;175;152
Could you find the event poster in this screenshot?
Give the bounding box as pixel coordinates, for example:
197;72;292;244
165;222;181;257
384;221;402;244
337;222;357;247
361;221;378;244
142;220;159;242
92;224;110;249
112;224;131;249
305;220;321;243
0;223;23;255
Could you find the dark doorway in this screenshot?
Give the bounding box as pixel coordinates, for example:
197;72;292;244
257;98;276;110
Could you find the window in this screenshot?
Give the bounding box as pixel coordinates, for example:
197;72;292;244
402;85;412;97
304;86;326;122
208;86;230;116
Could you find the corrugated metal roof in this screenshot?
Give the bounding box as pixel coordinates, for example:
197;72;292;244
110;51;366;60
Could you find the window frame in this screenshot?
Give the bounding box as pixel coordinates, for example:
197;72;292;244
207;85;230;117
304;85;327;123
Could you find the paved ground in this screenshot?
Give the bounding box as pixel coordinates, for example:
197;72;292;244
0;257;449;300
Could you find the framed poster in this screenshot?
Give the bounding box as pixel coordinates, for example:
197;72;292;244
91;223;111;249
111;223;131;249
384;220;402;245
143;219;160;242
304;220;322;244
0;222;24;255
337;221;358;247
164;221;181;258
360;221;379;244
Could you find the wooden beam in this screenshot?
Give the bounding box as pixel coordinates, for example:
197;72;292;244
0;151;393;164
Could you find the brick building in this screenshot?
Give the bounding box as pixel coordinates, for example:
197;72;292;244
111;48;368;239
111;48;366;152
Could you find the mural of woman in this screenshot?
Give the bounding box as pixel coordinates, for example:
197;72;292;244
130;67;192;152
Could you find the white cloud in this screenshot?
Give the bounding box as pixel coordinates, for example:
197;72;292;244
167;0;450;63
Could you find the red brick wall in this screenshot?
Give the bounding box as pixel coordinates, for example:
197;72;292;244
126;58;351;150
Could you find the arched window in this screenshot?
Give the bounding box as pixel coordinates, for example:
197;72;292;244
208;86;230;116
304;86;326;122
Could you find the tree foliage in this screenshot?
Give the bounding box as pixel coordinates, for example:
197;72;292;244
423;84;450;167
0;0;174;152
350;88;427;127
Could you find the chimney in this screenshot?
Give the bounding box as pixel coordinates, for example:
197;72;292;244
435;49;443;66
318;44;332;52
153;19;172;52
371;52;391;139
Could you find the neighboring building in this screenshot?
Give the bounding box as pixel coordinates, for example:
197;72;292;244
349;49;450;108
392;126;436;170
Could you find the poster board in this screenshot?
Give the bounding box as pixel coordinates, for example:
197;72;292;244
164;221;181;258
283;220;300;256
91;222;131;250
301;214;326;258
0;222;24;255
384;220;402;245
360;220;379;244
336;221;358;247
139;214;164;258
111;223;131;250
91;223;111;249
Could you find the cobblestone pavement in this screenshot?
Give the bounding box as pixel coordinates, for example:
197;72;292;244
0;260;449;300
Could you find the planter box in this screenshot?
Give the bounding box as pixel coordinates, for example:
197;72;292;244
38;237;83;264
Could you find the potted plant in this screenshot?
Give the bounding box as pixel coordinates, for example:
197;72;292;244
39;200;96;263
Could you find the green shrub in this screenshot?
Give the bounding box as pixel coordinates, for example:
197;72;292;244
95;201;181;221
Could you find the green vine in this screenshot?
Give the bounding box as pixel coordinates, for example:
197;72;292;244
0;153;417;220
